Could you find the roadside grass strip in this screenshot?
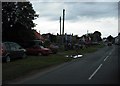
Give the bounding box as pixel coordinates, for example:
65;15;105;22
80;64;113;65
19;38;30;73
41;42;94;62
3;44;105;82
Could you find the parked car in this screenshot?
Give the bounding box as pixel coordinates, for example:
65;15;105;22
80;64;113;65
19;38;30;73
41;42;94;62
49;44;59;54
26;45;51;56
1;42;26;62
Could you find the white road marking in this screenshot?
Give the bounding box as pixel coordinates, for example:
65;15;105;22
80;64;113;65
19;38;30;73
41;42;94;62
109;49;114;55
88;64;103;80
106;48;114;61
104;56;109;61
88;47;114;80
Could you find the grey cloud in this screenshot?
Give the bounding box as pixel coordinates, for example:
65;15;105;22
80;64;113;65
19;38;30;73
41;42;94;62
64;2;118;20
31;2;118;21
29;0;120;2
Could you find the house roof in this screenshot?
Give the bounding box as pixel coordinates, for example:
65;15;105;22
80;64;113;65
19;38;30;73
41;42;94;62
34;31;45;41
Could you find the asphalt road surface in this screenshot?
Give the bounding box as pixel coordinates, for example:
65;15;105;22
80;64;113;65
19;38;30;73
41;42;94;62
11;45;120;84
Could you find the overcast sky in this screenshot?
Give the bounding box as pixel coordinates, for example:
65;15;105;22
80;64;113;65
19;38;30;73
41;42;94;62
29;0;119;38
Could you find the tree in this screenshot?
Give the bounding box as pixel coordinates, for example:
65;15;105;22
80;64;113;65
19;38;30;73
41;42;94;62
93;31;102;42
2;2;39;42
50;34;57;43
118;33;120;36
88;33;94;41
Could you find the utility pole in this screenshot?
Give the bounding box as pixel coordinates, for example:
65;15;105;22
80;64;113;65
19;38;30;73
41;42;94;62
62;9;65;45
60;16;61;35
62;9;65;35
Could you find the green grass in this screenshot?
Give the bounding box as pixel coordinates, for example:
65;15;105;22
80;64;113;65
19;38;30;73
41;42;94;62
2;55;73;82
2;43;105;83
61;43;105;55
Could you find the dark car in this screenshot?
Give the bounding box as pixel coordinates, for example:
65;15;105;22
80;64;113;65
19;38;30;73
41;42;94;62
1;42;26;62
26;45;51;56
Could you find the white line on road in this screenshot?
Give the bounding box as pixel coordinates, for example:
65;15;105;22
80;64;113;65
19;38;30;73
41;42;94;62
104;56;109;61
109;49;114;56
105;49;114;61
88;64;103;80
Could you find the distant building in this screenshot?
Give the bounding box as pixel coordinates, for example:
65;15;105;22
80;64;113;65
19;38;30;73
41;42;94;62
42;33;57;43
115;33;120;44
65;33;73;43
103;38;107;42
33;30;45;42
80;34;91;44
42;33;51;40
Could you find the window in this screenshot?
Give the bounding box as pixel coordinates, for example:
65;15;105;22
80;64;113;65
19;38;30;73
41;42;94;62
4;43;10;50
9;43;16;51
13;43;21;49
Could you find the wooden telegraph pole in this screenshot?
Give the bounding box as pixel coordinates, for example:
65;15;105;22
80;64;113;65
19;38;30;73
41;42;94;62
62;9;65;44
62;9;65;35
60;16;61;35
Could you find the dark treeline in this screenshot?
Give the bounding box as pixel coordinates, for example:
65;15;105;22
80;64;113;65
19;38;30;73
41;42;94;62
2;2;38;43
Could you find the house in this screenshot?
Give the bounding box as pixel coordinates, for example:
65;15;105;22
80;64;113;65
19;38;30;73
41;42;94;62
33;30;45;42
80;34;92;45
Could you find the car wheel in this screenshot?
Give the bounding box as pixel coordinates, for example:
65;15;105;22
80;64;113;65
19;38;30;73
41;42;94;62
6;56;11;63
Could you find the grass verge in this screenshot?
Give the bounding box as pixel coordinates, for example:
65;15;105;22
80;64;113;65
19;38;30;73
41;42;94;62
2;43;105;83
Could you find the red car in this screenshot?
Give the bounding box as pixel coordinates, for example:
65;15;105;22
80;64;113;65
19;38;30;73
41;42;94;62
26;45;51;56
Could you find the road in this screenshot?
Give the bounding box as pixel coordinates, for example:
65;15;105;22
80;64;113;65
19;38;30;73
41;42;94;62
11;45;119;84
